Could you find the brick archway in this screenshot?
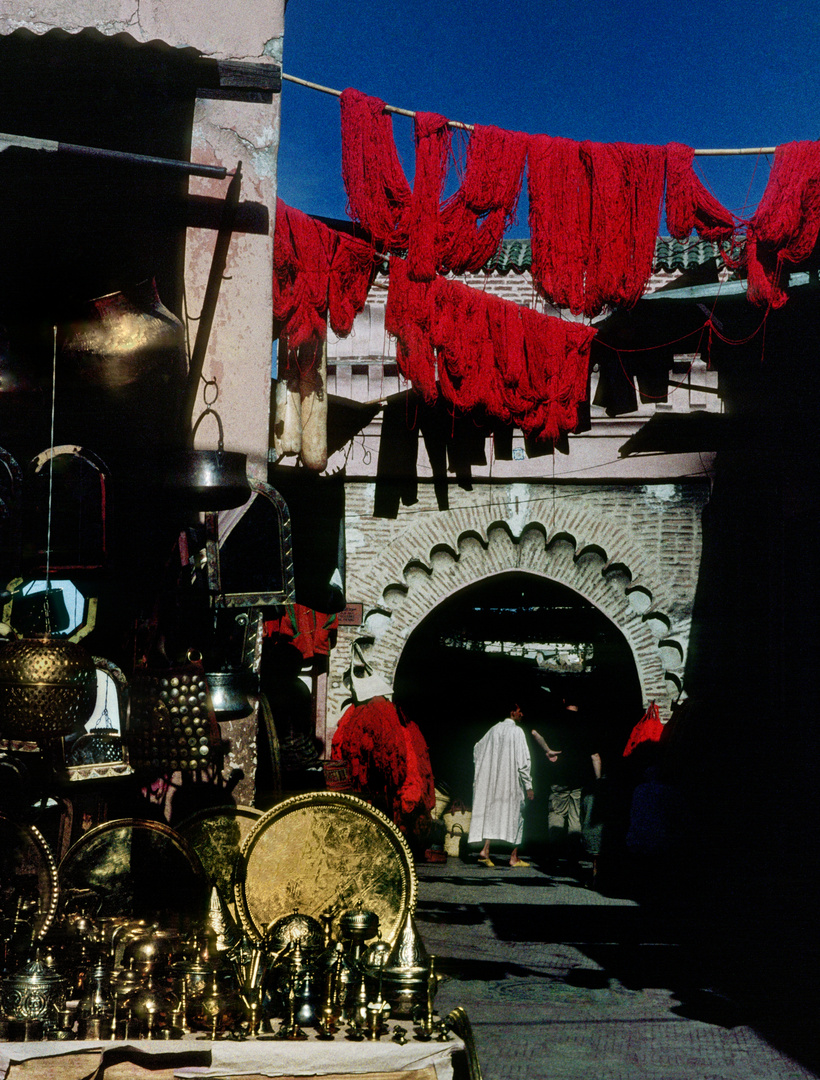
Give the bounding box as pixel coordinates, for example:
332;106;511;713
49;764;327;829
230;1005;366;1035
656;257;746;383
328;499;698;731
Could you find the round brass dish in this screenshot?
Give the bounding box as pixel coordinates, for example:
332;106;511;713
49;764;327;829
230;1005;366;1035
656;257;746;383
58;818;208;921
175;804;262;913
235;792;416;945
0;814;59;940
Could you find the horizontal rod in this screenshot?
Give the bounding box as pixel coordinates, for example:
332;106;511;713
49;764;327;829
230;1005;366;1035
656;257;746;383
282;72;778;152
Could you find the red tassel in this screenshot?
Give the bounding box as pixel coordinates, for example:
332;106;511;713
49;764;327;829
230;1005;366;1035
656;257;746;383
528;138;665;317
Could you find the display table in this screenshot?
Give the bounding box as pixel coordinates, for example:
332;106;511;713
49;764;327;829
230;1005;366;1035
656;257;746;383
0;1034;463;1080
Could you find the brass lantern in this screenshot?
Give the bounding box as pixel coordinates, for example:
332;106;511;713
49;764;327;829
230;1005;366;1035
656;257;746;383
0;634;98;741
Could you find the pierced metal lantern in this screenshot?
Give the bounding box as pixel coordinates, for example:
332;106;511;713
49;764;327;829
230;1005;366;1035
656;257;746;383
0;635;97;741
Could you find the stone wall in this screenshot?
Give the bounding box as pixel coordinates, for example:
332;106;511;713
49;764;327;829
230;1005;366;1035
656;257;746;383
326;478;709;744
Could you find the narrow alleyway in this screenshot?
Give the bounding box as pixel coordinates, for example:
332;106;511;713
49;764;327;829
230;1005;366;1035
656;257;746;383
417;860;818;1080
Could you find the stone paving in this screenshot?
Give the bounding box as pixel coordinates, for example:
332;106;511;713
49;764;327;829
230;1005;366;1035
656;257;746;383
414;861;819;1080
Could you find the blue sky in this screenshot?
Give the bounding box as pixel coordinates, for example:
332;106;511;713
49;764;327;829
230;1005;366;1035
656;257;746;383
277;0;820;238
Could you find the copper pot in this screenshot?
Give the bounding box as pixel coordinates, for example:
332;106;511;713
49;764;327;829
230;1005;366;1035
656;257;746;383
55;279;188;456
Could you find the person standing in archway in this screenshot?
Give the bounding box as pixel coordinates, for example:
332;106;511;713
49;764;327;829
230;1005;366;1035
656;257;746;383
534;694;603;876
468;702;534;868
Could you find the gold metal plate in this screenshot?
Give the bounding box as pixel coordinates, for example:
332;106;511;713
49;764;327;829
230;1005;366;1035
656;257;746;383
235;792;417;945
175;803;262;913
0;814;59;940
58;818;209;920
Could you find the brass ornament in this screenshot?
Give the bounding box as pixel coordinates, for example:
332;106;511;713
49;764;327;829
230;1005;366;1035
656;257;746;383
175;804;262;913
58;818;208;920
235;792;417;947
0;635;97;740
0;813;60;941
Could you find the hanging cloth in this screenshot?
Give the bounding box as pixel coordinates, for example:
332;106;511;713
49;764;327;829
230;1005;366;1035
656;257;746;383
665;143;736;243
439;124;529;273
340;87;412;248
746;140;820;308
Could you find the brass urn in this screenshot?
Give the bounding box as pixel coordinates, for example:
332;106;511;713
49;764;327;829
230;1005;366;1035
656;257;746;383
0;636;97;740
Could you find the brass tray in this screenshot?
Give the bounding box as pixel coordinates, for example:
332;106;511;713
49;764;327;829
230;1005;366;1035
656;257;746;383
176;804;262;912
58;818;209;920
235;792;417;944
0;814;59;940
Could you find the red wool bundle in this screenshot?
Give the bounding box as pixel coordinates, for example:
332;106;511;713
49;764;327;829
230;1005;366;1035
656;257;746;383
340;87;412;247
439;124;529;273
272;199;377;355
386;258;596;443
330;696;434;824
528;135;591;315
665;143;735;242
407;111;451;282
528;138;666;317
582;141;666;315
746;140;820;308
385;255;438;401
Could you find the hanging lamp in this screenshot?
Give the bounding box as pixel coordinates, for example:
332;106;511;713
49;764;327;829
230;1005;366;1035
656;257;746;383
0;329;97;741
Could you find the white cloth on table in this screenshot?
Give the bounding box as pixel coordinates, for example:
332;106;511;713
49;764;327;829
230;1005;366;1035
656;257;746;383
467;718;532;846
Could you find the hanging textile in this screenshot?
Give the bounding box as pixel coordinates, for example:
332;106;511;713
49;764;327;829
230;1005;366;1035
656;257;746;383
438;124;529;273
623;701;664;757
746;140;820;308
340;87;412;248
272;199;377;349
665;143;735;243
407;111;451;281
384;255;438;401
386;258;596;443
331;695;435;827
528;137;666;317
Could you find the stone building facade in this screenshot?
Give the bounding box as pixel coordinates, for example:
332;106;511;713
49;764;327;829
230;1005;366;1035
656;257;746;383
314;241;724;747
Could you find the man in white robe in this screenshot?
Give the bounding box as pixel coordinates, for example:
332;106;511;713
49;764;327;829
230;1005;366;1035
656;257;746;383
468;703;534;867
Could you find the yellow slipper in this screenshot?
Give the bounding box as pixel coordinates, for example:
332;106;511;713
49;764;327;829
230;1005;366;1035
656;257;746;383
509;860;533;868
477;855;495;867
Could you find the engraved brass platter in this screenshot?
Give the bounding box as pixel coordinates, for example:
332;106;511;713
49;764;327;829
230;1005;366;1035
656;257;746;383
235;792;417;944
0;813;59;940
58;818;209;920
176;803;262;912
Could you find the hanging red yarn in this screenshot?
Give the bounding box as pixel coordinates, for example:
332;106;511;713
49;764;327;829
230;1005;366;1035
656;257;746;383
623;701;664;757
528;135;590;315
528;138;665;317
340;87;412;248
407;111;451;281
272;199;333;349
272;199;377;364
439;124;529;273
330;696;434;825
385;255;438;401
746;140;820;308
386;257;595;443
429;277;498;412
665;143;735;242
582;141;666;316
516;307;595;442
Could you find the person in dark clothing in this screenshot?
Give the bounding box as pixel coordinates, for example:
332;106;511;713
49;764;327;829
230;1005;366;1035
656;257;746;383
532;699;602;870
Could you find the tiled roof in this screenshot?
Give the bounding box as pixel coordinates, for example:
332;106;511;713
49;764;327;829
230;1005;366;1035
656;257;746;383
484;236;727;275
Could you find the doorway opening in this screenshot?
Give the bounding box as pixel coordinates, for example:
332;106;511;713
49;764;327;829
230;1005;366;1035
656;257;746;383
393;571;643;804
